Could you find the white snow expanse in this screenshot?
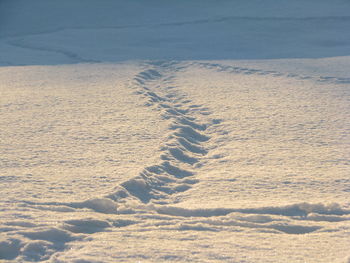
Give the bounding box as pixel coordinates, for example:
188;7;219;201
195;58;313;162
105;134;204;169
1;0;350;262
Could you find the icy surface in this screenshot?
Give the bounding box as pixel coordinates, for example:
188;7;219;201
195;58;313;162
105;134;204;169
1;0;350;262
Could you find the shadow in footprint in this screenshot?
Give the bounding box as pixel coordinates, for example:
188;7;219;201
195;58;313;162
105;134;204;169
121;178;154;203
177;137;208;155
0;238;22;260
63;219;111;234
161;161;194;178
174;126;210;143
178;117;207;131
168;148;198;165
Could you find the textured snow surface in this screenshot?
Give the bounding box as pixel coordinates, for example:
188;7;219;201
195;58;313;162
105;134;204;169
1;61;349;263
1;0;350;262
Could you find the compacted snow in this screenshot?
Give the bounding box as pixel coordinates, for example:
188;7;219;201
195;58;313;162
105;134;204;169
1;1;349;262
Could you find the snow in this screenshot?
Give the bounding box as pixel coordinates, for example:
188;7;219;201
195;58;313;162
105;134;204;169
2;0;350;65
1;0;350;262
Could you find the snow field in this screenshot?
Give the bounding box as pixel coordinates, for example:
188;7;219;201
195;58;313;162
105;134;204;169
0;0;350;261
1;60;349;262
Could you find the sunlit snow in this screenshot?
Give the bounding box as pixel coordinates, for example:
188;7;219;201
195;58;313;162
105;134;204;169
0;0;349;262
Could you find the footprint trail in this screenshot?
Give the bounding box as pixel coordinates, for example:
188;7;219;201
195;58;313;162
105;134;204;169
107;61;215;205
2;61;349;262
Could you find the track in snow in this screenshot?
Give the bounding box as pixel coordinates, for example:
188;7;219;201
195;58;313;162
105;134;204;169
109;62;213;204
2;61;349;262
69;62;350;231
196;61;350;84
